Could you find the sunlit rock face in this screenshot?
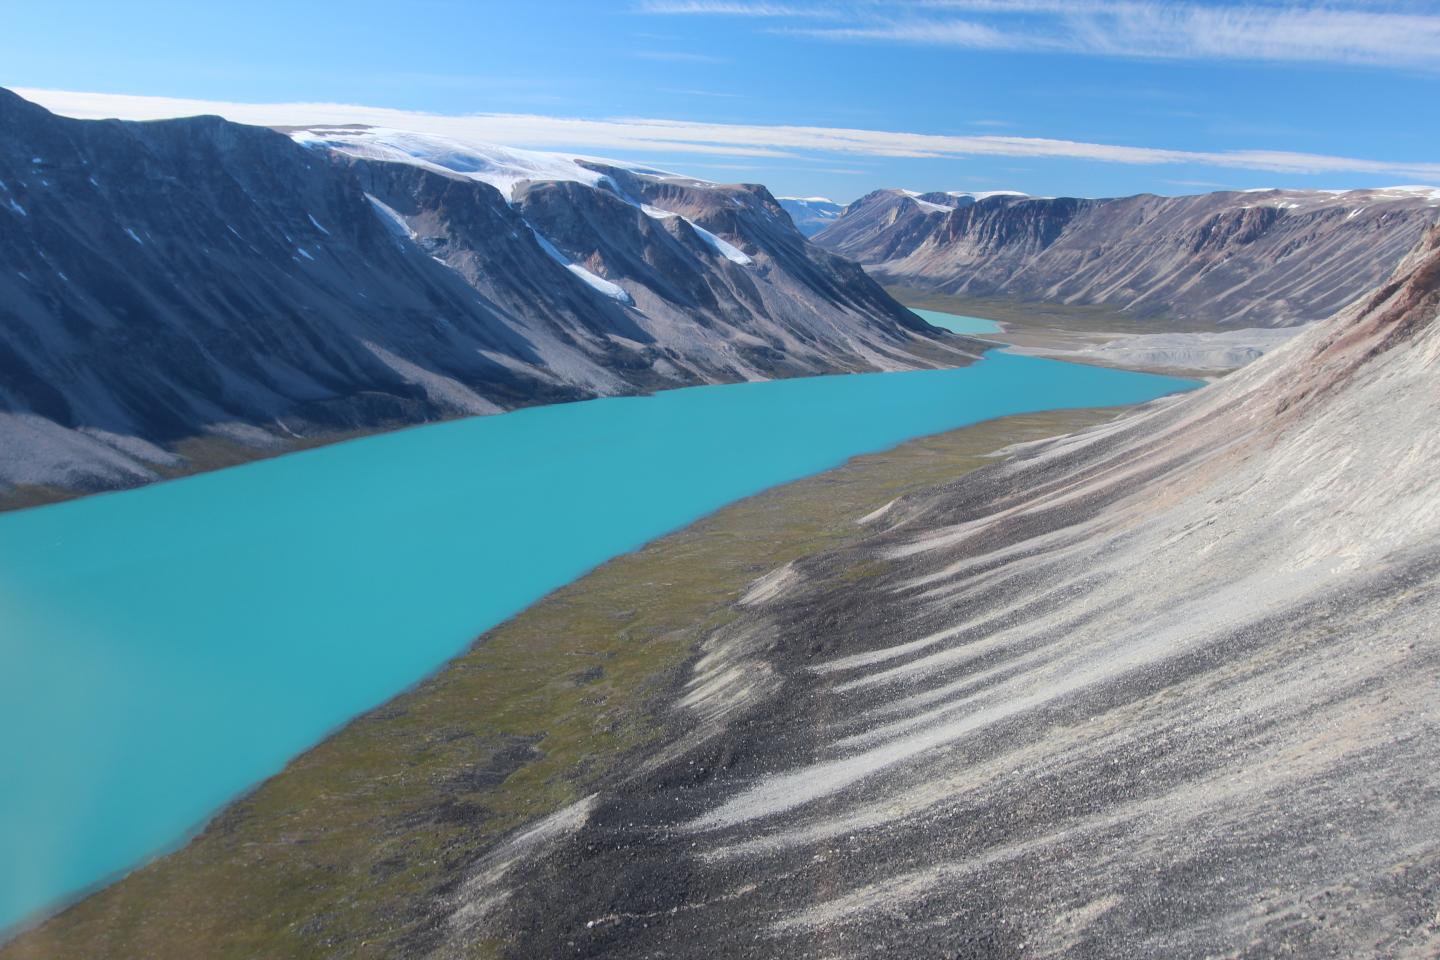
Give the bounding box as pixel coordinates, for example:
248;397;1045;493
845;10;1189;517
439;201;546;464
818;186;1440;328
0;90;956;497
453;226;1440;958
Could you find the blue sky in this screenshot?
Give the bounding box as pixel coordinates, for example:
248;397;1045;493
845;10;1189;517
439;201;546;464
4;0;1438;201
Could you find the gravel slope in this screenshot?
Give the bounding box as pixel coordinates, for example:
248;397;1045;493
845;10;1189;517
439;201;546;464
452;225;1440;957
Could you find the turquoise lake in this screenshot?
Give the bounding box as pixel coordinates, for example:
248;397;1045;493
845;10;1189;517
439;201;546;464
0;348;1197;931
910;308;1004;335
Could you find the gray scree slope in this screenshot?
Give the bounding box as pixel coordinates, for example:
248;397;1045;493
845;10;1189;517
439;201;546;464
0;90;956;498
447;224;1440;957
818;186;1440;328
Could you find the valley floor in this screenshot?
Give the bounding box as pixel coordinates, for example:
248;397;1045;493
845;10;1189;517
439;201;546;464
887;285;1304;379
1;407;1119;959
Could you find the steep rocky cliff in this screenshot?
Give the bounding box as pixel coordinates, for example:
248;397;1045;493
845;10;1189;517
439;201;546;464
818;186;1440;328
0;91;955;500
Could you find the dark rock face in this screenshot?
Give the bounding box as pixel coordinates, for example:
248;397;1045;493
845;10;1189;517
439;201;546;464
817;186;1440;327
439;227;1440;957
0;90;956;497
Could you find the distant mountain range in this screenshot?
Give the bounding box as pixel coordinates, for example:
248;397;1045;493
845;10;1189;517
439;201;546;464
0;90;962;503
776;196;844;236
816;186;1440;327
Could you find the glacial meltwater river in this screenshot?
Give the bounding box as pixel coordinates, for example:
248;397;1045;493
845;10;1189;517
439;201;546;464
0;343;1197;932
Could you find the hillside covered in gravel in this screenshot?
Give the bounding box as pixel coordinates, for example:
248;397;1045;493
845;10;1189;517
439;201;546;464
440;224;1440;957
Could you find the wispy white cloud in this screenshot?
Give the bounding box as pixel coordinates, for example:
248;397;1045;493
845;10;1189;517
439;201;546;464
802;16;1025;49
18;88;1440;182
1079;4;1440;68
642;0;1440;70
636;1;838;15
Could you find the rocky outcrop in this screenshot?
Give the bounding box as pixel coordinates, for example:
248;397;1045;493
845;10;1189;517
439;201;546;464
448;225;1440;956
818;186;1440;328
0;91;957;500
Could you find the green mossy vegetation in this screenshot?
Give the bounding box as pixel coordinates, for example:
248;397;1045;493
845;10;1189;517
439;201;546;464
3;409;1118;960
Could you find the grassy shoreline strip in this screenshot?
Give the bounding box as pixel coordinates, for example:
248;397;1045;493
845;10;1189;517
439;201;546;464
4;407;1120;960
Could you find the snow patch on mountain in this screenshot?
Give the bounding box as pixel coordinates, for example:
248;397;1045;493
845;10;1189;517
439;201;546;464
292;127;658;202
364;193;417;242
908;196;952;214
640;204;753;265
530;228;634;303
946;190;1028;200
302;126;755;265
1234;185;1440;208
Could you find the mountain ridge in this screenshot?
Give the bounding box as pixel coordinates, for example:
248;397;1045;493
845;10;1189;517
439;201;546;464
817;185;1440;327
0;89;962;505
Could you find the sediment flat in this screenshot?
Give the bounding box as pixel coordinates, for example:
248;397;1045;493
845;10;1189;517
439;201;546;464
887;286;1295;378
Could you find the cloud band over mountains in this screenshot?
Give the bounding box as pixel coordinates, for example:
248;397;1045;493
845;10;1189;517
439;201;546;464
19;87;1440;183
638;0;1440;71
